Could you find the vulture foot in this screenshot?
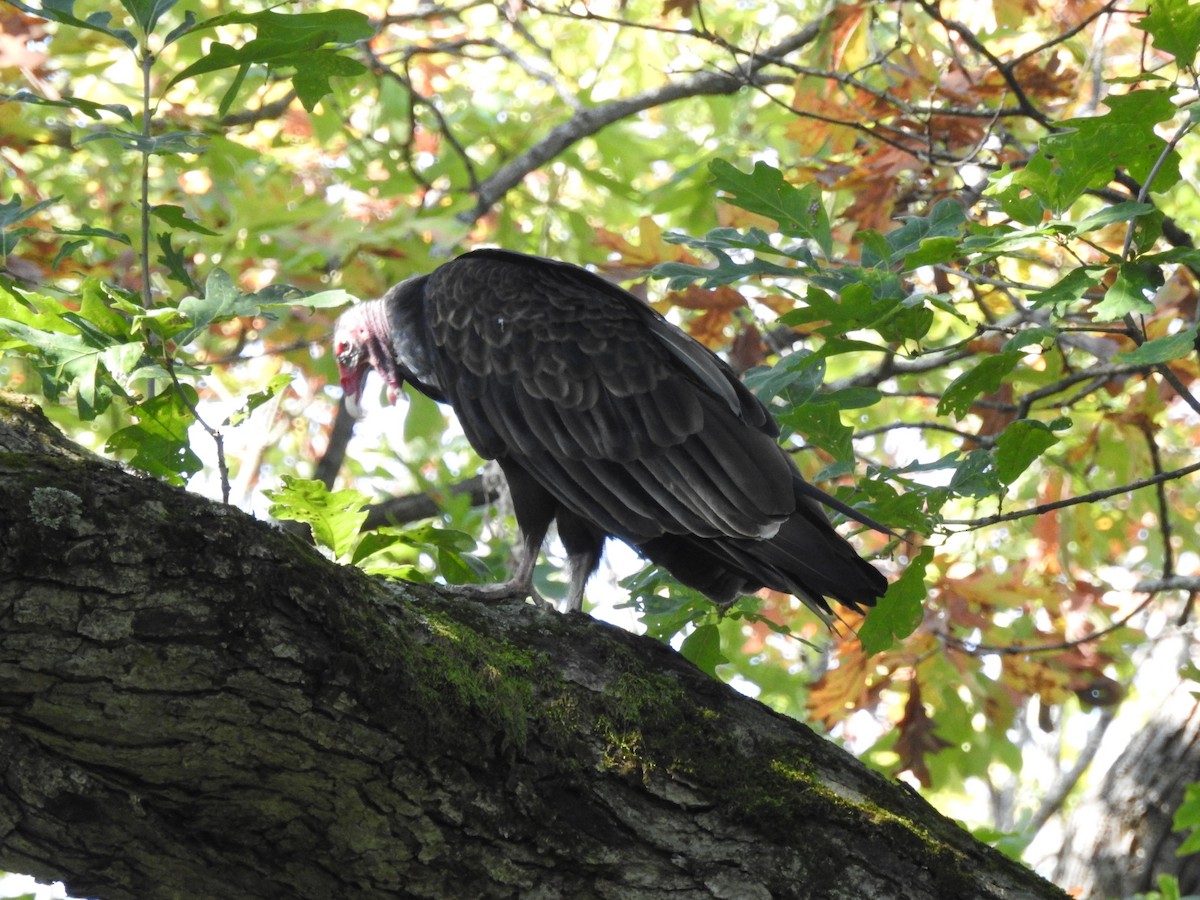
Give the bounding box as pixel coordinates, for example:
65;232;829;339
442;580;555;612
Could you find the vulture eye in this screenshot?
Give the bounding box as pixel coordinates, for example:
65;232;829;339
334;339;356;365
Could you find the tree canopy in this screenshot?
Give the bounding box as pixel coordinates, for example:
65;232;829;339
2;0;1200;896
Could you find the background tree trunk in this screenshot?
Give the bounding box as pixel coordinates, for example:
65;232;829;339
1052;635;1200;899
0;394;1066;900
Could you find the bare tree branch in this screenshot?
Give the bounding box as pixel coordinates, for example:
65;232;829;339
455;23;823;224
915;0;1056;128
1026;707;1117;839
361;473;496;532
376;0;492;26
1135;575;1200;593
941;592;1159;657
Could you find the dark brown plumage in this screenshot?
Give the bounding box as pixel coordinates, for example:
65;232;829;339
334;249;888;615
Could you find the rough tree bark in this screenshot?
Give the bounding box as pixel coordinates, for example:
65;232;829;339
0;394;1066;900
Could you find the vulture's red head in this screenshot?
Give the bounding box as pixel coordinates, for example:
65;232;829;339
333;300;402;418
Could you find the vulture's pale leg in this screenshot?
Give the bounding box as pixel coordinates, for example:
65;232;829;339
443;459;557;608
557;510;605;613
441;454;554;608
564;547;600;613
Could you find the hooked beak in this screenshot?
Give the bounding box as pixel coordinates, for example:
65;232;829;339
339;365;368;420
339;365;402;419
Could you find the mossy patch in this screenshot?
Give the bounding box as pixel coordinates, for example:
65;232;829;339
323;587;990;895
414;607;542;748
582;661;982;892
326;594;557;755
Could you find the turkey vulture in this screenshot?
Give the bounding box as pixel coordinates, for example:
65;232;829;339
334;249;888;617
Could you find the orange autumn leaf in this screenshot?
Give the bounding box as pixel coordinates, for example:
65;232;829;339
1000;654;1072;706
1031;469;1064;571
826;2;871;70
807;641;871;728
757;293;796;316
594;216;697;272
831;145;923;233
970;382;1016;447
715;201;780;234
656;285;749;348
787;77;858;158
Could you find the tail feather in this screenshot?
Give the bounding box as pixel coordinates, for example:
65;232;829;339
730;507;887;610
634;475;887;616
794;477;897;539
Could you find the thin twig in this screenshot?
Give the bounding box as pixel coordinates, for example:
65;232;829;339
1008;1;1122;69
916;0;1054;128
1143;426;1175;579
943;591;1158;656
1013;363;1148;420
220;90;298;128
1025;706;1116;837
942;460;1200;529
133;30;230;501
1120;115;1197;260
1135;575;1200;593
1155;362;1200;417
160;352;231;505
139;47;153;315
853;422;984;444
376;0;491;26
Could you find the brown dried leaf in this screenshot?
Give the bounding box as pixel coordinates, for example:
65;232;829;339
786;77;857;157
1000;654;1072;706
831;145;921;233
662;284;746;313
1031;469;1063;570
826;2;870;69
0;6;49;75
661;0;698;17
656;285;748;348
894;679;951;788
729;322;767;373
970;382;1015;445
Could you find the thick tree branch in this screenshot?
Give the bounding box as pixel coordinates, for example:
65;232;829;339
0;394;1067;900
362;472;496;532
1026;707;1117;839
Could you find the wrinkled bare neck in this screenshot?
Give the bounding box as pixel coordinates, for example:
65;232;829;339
351;300;399;394
379;276;444;400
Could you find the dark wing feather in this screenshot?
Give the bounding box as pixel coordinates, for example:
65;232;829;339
420;250;795;543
